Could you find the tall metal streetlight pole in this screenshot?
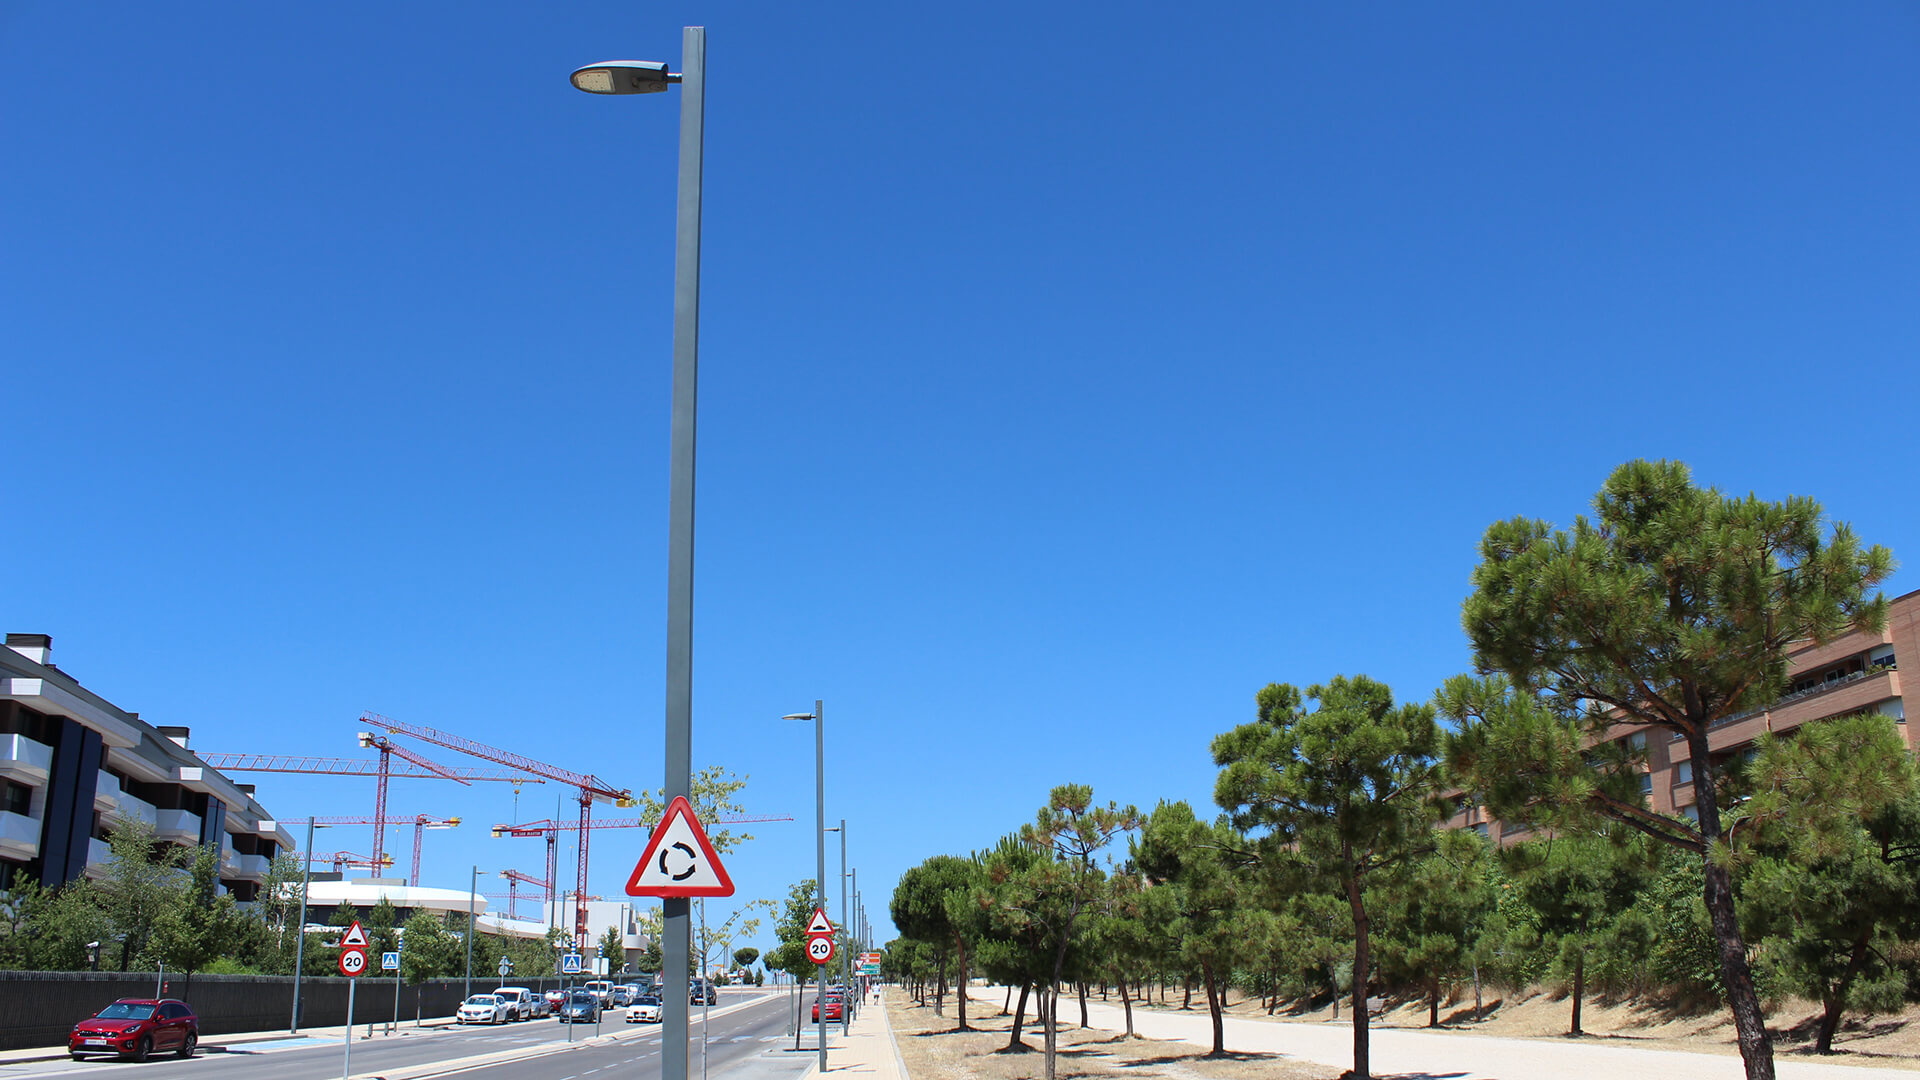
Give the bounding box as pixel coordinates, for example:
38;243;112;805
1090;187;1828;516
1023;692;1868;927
783;701;826;1072
290;815;320;1033
570;27;705;1080
839;822;851;1033
466;864;479;998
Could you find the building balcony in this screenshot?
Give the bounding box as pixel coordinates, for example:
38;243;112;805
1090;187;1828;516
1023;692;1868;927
1709;667;1900;750
84;836;112;880
103;789;158;829
153;808;202;843
0;810;40;860
94;770;121;811
0;733;54;785
230;852;271;880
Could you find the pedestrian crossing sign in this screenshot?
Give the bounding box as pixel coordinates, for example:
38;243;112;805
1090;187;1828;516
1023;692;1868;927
561;952;584;974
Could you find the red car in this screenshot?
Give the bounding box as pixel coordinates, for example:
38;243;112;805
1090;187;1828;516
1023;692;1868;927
69;998;198;1061
811;992;844;1023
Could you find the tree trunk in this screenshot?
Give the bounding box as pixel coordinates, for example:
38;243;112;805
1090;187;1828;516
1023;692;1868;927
1817;931;1875;1053
1119;979;1134;1037
935;957;947;1017
793;970;808;1050
1429;976;1439;1028
1687;725;1776;1080
1570;949;1585;1036
1043;984;1058;1080
1182;976;1193;1010
1203;962;1225;1056
955;937;970;1032
1347;867;1372;1080
1473;961;1482;1019
1078;981;1088;1028
1007;982;1031;1051
1003;984;1012;1016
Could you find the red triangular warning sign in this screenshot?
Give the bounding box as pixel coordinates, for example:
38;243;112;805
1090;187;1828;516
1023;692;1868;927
806;908;835;936
626;796;736;898
340;920;370;948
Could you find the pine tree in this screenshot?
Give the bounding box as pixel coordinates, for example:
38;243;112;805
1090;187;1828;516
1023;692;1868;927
1213;675;1447;1080
1446;459;1893;1080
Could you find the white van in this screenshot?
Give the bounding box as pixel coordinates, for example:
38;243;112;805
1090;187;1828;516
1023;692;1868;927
583;980;614;1006
491;987;533;1021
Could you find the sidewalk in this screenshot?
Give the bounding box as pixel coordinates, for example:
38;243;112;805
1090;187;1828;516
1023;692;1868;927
804;989;907;1080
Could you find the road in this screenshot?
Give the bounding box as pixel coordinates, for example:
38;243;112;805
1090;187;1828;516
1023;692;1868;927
0;991;814;1080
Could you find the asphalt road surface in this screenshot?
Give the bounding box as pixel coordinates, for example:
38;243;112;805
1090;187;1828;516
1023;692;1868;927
0;991;813;1080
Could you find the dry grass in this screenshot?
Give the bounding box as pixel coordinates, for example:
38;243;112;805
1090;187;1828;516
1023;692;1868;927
887;993;1338;1080
1127;983;1920;1066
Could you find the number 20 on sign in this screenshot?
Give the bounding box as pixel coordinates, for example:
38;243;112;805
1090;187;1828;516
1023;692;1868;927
806;936;835;965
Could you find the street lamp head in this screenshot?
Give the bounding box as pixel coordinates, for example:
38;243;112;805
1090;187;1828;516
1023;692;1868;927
781;713;816;721
570;60;678;95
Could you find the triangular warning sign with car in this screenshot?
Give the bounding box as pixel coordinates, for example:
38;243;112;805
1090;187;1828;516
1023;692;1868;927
625;795;735;897
806;908;835;936
339;920;370;948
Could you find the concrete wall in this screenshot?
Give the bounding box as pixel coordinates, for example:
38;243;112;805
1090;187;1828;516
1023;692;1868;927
0;970;487;1051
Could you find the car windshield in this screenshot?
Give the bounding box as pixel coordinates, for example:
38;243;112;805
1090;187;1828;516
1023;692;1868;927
570;992;596;1003
466;996;498;1005
94;1003;157;1020
637;996;660;1006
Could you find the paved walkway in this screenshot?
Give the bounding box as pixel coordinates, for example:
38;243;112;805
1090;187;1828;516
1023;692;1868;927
803;988;905;1080
963;985;1920;1080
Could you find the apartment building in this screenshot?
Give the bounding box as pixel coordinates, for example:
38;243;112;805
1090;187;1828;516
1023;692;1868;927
0;633;294;897
1450;587;1915;842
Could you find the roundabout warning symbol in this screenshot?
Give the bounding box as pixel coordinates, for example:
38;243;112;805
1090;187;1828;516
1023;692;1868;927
625;796;735;898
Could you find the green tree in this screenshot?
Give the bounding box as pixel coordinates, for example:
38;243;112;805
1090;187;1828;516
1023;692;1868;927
634;766;756;853
399;910;461;982
1740;714;1920;1053
1374;830;1497;1029
733;946;759;970
1213;675;1446;1080
962;835;1054;1049
365;895;401;977
1133;800;1266;1055
1499;834;1649;1034
597;924;626;976
766;878;823;1047
153;843;246;982
891;855;979;1028
327;899;360;927
1447;459;1893;1080
97;819;183;970
985;786;1136;1080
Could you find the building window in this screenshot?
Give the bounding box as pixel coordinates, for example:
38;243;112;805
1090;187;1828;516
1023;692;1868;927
1472;823;1490;838
1639;772;1653;795
1674;761;1693;785
1626;732;1648;752
2;780;30;816
1680;805;1700;825
1879;700;1906;722
1870;646;1896;671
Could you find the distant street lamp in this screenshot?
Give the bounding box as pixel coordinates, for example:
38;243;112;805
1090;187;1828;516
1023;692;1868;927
570;29;706;1080
783;702;828;1072
290;817;332;1033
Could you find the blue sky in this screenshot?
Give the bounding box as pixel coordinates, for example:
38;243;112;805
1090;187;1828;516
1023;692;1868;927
5;3;1918;959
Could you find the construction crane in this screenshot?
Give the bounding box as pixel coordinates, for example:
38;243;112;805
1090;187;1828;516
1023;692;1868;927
302;815;460;887
200;751;540;873
360;711;635;942
297;851;394;874
490;869;551;921
490;814;791;927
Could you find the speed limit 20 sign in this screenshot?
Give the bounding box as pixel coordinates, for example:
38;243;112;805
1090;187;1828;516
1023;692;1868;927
338;948;368;977
806;936;836;965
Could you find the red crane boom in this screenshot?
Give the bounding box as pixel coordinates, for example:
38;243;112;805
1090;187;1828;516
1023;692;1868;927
199;754;542;783
302;815;461;887
360;711;635;943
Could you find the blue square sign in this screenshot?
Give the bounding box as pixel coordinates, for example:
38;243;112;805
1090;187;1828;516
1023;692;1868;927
561;953;583;974
381;951;401;971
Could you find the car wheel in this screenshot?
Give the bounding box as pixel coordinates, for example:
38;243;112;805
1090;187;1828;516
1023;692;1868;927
130;1036;152;1062
71;1053;84;1061
178;1032;197;1058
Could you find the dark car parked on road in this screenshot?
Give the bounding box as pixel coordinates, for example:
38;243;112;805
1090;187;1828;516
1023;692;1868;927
69;998;198;1061
558;990;601;1023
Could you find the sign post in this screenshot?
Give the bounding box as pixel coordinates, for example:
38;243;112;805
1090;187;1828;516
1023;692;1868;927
338;943;366;1079
386;949;401;1036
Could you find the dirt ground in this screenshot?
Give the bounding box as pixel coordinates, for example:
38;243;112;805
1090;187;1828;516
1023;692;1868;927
1112;982;1920;1066
887;992;1339;1080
